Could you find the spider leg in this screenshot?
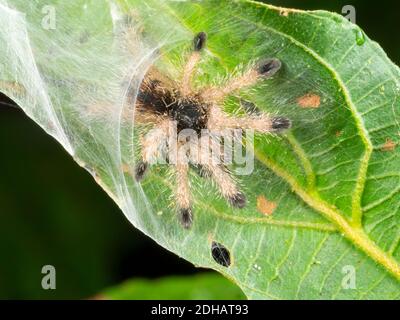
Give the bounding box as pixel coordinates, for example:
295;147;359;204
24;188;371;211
204;163;246;208
175;163;193;229
188;136;246;209
181;32;207;96
208;105;291;134
134;119;171;181
201;58;281;103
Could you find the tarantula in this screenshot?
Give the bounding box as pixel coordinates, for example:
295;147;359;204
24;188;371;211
133;32;291;229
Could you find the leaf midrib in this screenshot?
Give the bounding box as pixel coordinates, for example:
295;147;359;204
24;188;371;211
255;149;400;280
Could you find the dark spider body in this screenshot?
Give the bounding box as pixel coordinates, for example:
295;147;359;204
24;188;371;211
134;31;291;229
137;81;209;134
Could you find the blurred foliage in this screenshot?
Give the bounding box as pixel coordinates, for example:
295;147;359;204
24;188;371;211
100;273;245;300
0;0;399;299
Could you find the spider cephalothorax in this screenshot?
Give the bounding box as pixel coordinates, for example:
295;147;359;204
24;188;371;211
134;32;291;229
137;83;210;134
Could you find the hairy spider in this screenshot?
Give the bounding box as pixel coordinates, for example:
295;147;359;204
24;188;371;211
133;32;291;229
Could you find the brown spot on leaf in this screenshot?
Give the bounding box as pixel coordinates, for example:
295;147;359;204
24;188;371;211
297;93;321;108
335;130;343;137
382;138;397;151
257;195;277;216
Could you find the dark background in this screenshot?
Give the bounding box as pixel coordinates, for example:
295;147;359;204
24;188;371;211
0;1;399;299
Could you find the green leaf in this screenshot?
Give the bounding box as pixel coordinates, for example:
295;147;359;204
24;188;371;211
99;273;245;300
1;0;399;299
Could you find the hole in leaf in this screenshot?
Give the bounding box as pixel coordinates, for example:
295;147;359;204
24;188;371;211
211;241;231;267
